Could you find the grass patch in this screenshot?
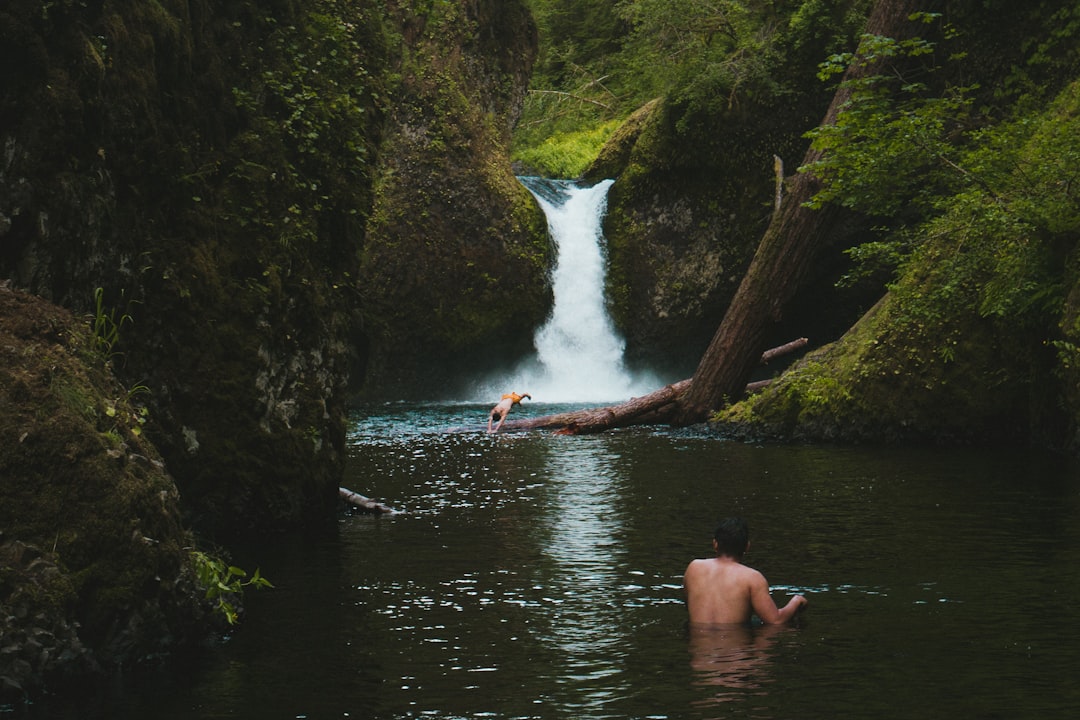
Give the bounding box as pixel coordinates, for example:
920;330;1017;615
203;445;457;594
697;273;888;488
512;119;620;178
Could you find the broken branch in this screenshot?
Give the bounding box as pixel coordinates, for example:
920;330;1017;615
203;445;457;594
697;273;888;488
339;487;397;514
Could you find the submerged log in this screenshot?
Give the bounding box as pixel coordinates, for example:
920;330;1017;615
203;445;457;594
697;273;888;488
339;487;398;514
498;338;807;434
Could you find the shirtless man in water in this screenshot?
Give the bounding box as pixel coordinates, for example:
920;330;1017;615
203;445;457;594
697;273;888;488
487;391;531;433
684;517;807;625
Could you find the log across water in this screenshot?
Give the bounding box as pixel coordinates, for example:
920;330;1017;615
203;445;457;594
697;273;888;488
497;338;808;435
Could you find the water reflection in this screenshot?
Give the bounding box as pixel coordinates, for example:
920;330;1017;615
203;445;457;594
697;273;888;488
532;435;632;713
687;623;787;704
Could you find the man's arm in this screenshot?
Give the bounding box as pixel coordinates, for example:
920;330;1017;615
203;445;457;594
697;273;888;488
749;571;807;625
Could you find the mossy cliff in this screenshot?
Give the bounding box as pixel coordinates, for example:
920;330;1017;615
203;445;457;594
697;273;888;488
358;0;548;396
0;285;206;700
0;0;381;538
0;0;541;536
585;93;830;377
0;0;541;696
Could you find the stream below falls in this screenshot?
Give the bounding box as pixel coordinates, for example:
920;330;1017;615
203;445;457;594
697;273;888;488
40;401;1080;719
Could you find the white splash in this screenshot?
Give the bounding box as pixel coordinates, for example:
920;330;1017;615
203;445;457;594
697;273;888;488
473;178;658;404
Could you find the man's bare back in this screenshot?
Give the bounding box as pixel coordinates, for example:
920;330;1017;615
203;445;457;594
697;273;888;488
684;518;807;626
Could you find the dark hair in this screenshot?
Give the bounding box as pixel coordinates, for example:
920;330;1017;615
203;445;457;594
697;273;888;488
713;517;749;559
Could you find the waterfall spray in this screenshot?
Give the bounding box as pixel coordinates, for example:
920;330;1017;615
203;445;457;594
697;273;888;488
475;177;657;403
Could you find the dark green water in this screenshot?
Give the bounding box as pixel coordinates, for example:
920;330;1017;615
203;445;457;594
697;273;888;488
29;403;1080;718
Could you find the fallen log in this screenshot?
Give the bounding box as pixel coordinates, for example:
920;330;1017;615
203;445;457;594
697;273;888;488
506;378;691;433
497;338;807;434
760;337;808;364
339;487;398;514
745;379;773;394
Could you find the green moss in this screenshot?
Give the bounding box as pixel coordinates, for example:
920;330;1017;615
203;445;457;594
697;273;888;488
353;1;546;395
712;72;1080;448
512;119;621;177
718;249;1049;444
1;288;203;688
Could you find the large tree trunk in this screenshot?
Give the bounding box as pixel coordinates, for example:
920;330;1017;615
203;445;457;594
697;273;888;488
673;0;923;424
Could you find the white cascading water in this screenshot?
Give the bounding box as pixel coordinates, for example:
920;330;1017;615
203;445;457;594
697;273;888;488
475;177;658;403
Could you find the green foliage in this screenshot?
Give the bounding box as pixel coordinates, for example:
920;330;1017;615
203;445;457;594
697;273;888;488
512;58;625;168
91;287;132;362
263;13;374;167
513;119;620;177
227;1;384;248
615;0;755;87
529;0;627;77
836;231;912;288
802;8;1080;341
190;550;273;626
804;24;980;216
786;0;877;60
1051;340;1080;372
610;0;851;114
103;384;150;440
516;0;872;174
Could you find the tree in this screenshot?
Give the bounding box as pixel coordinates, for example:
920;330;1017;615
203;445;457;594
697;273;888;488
675;0;927;423
505;0;926;433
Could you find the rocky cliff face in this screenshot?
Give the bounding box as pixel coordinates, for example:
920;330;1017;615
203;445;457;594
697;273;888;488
0;285;206;701
584;52;871;380
585;96;782;377
0;0;543;697
358;0;549;396
0;0;542;534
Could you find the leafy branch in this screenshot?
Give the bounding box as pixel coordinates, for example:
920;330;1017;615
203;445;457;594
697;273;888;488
190;550;274;625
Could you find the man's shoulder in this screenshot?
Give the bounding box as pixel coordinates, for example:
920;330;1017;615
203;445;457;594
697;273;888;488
685;557;710;573
737;564;770;588
718;561;763;583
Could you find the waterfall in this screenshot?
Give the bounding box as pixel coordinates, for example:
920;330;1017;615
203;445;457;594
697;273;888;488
474;177;658;404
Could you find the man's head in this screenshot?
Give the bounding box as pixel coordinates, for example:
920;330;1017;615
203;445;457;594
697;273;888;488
713;517;750;559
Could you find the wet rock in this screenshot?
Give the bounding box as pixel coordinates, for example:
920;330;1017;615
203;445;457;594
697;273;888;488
0;289;205;702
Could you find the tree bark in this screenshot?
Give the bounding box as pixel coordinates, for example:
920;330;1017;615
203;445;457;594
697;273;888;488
673;0;923;425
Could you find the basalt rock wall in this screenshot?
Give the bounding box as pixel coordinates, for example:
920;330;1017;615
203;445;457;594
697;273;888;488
0;285;207;701
0;0;543;536
357;0;549;397
0;0;543;699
